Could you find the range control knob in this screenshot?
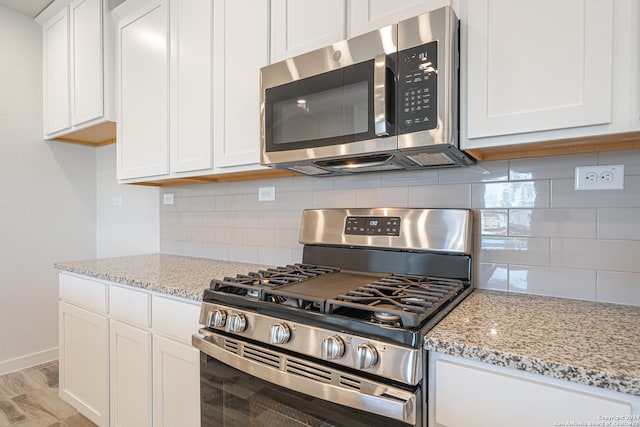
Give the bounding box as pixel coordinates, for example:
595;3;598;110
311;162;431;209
270;323;291;344
356;344;378;369
226;313;247;333
209;310;227;328
322;336;345;360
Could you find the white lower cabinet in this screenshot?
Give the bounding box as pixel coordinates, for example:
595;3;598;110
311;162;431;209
109;320;152;427
152;335;200;427
429;352;640;427
58;273;201;427
59;301;109;427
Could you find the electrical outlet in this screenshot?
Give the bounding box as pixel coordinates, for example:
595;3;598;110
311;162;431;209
258;186;276;201
113;196;123;207
163;193;174;205
575;165;624;190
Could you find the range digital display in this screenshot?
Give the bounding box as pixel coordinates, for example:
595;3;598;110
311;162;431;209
345;216;400;236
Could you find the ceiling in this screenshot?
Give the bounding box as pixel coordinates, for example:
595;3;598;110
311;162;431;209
0;0;53;17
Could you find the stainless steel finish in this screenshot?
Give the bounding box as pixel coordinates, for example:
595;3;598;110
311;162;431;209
356;344;379;369
299;208;473;255
322;336;345;360
373;53;389;137
193;331;418;425
270;323;291;344
226;313;247;333
198;301;423;385
397;6;458;152
211;310;227;328
260;25;398;167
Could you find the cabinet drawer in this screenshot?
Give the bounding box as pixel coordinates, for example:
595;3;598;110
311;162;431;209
59;273;108;314
152;295;201;345
109;285;151;327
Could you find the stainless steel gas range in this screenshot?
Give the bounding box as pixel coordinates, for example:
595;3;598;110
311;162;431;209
193;208;474;426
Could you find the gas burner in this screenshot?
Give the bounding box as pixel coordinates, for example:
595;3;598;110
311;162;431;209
327;274;465;328
246;289;261;299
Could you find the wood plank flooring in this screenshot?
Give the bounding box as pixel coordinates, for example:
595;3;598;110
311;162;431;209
0;361;95;427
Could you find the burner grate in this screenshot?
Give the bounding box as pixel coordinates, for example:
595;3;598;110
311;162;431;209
326;274;465;328
209;263;340;299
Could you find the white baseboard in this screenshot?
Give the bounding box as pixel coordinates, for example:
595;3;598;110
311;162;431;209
0;347;59;376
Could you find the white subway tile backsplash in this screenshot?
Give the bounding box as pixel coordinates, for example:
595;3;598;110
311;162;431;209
509;153;597;181
476;263;508;290
356;187;409;208
508;265;596;300
439;160;508;184
597;271;640;305
471;181;550;209
550;238;640;273
408;184;471;208
598;208;640;240
509;209;596;238
158;150;640;306
479;210;508;236
551;176;640;208
477;236;549;266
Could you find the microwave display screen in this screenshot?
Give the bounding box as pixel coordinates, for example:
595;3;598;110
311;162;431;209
397;41;438;134
273;80;368;145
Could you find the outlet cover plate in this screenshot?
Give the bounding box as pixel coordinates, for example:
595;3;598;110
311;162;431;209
258;186;276;201
163;193;174;205
575;164;624;190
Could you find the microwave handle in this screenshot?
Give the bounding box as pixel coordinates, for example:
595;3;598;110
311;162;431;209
373;54;389;137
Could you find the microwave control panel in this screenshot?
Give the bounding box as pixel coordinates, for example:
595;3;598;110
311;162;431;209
397;41;438;134
344;216;401;236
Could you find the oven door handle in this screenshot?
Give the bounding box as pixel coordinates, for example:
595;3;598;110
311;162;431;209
193;332;417;425
374;54;390;137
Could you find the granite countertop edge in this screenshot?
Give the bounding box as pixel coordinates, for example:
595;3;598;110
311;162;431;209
55;262;205;301
424;337;640;396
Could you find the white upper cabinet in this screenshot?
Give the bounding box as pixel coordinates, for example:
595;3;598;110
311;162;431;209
213;0;269;168
38;0;115;143
169;0;213;173
270;0;346;63
461;0;640;151
116;0;169;180
43;7;71;135
348;0;451;37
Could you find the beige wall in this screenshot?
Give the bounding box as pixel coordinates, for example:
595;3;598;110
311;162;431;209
0;6;96;370
159;149;640;306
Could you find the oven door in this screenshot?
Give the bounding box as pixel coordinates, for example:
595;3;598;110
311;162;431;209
193;331;422;426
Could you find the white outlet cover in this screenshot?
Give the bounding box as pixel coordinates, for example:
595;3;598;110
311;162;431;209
258;186;276;201
163;193;174;205
575;165;624;190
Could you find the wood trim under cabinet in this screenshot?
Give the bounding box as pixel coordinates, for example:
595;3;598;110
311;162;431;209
130;168;300;187
466;131;640;161
50;121;116;146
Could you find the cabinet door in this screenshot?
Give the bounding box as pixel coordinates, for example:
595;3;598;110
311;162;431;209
109;320;152;427
43;7;70;135
59;302;109;427
270;0;346;63
169;0;213;173
70;0;104;126
152;335;200;427
431;354;635;427
212;0;269;168
348;0;449;37
466;0;613;139
117;0;169;180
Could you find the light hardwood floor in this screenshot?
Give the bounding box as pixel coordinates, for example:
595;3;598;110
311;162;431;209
0;361;95;427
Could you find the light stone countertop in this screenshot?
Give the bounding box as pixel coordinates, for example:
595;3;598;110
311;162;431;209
425;290;640;396
54;254;273;301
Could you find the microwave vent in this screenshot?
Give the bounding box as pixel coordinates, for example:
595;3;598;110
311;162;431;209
289;165;332;176
406;152;457;167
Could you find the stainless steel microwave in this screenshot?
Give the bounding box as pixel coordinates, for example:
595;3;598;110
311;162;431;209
260;6;475;176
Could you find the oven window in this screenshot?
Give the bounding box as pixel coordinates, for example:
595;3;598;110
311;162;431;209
264;59;382;152
200;353;412;427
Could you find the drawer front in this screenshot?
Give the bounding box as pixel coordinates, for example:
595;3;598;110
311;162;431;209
152;295;201;345
59;273;108;314
110;284;151;327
